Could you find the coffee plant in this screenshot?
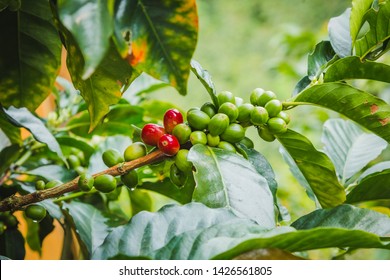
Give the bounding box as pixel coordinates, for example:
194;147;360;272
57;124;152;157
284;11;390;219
1;0;390;260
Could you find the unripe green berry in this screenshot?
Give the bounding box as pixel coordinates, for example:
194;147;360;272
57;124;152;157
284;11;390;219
124;142;147;161
94;174;117;193
68;154;81;169
25;204;47;222
102;148;124;167
237;103;255;122
239;137;254;149
187;109;210;130
200;102;217;118
220;123;245;143
251;106;269;126
35;180;46;190
190;131;207;145
267;117;288;134
258;126;276;142
170;163;187;187
78;173;94;192
277;111;291;124
208;113;229;136
175;149;193;173
250;88;265;105
45;180;62;189
121;170;139;189
207;134;220;147
265;99;283;117
172;123;192;144
257;90;276;106
218;102;239;123
217;90;235;105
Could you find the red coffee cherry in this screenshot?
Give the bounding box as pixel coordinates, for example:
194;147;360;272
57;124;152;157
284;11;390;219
158;134;180;156
163;109;183;134
141;123;166;146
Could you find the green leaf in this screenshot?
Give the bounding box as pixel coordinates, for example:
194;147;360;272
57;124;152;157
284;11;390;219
294;82;390;143
321;118;387;183
0;0;61;110
115;0;198;95
277;129;345;208
56;136;95;159
2;106;66;163
67;104;144;138
190;59;218;107
57;0;115;79
0;112;21;145
140;99;182;121
128;188;153;216
346;170;390;203
0;144;22;177
328;8;352;58
25;214;54;254
92;202;260;260
0;229;25;260
292;75;311;96
64;201;110;255
359;161;390;179
188;144;275;228
24;165;76;182
307;41;336;79
292;204;390;236
324;56;390;83
350;0;373;44
65;38;136;132
355;2;390;59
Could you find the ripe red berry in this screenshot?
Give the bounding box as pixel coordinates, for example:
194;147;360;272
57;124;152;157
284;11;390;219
141;123;166;146
158;134;180;156
163;109;183;133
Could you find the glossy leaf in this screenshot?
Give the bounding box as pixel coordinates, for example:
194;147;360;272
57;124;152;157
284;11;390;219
346;170;390;203
115;0;198;95
56;136;95;159
294;82;390;143
350;0;373;44
355;2;390;59
0;144;22;177
0;0;61;110
92;202;258;259
24;165;76;183
0;112;21;145
307;41;336;79
2;106;65;163
66;38;136;132
277;129;345;208
188;144;275;228
328;8;352;58
57;0;115;79
190;59;218;107
324;56;390;83
322;118;387;183
292;204;390;236
292;75;311;96
64;201;110;255
0;229;25;260
358;161;390;179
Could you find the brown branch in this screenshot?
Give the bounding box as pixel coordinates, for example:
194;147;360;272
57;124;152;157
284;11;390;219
0;150;168;212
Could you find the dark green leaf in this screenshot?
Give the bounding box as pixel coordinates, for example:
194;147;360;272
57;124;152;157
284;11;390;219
355;2;390;59
346;170;390;203
328;8;352;58
0;229;25;260
115;0;198;95
2;106;65;163
307;41;336;79
294;82;390;143
56;136;95;159
24;165;76;182
292;75;311;96
190;59;218;107
188;144;275;228
324;56;390;83
57;0;114;79
0;144;22;176
0;0;12;11
359;161;390;179
277;129;345;208
92;202;259;260
292;204;390;236
321;118;387;183
350;0;373;44
0;0;61;110
64;201;110;255
128;188;153;216
0;112;21;145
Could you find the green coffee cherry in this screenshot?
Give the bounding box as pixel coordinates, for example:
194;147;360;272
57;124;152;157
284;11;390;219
258;126;276;142
170;163;187;187
4;215;18;228
124;142;147;161
200;102;217;118
207;134;220;147
217;141;237;152
257;90;276;106
94;174;117;193
187;109;210;130
217;91;235;105
121;170;138;189
102;148;124;167
265;99;283;117
25;204;47;222
208;113;229;136
220;123;245;143
235;97;244;107
190;131;207;145
251;106;269;126
267;117;288;134
218;102;239;123
175;149;193;173
78;173;94;192
0;221;4;235
239;137;254;149
68;154;81;169
45;180;62;189
277;111;290;124
250;88;265;105
35;180;46;190
172;123;192;144
237;103;255;122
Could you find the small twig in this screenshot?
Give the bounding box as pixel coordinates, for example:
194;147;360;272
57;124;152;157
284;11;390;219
0;150;167;212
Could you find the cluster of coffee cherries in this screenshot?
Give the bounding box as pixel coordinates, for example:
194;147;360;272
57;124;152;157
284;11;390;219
0;211;18;235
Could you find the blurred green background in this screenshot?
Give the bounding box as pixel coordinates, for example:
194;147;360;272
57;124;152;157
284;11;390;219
126;0;390;259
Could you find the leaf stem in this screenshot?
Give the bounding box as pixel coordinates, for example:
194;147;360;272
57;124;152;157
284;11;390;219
282;101;312;109
0;150;168;212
